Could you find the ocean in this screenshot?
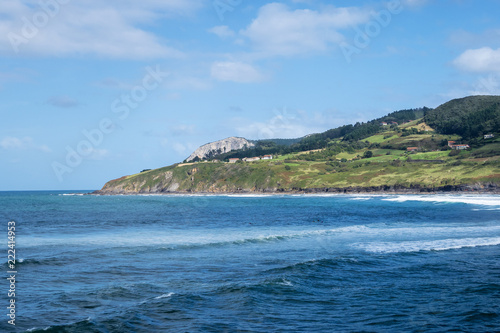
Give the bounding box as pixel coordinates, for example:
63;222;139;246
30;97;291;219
1;192;500;332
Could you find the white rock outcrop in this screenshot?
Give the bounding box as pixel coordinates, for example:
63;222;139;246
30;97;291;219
186;137;254;162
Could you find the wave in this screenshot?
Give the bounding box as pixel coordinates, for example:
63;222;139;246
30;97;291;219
382;194;500;206
264;256;373;275
19;224;384;249
349;196;374;201
15;227;325;248
26;317;94;333
356;237;500;253
138;292;175;305
17;223;500;251
14;258;41;265
154;292;175;300
277;279;293;286
2;257;65;267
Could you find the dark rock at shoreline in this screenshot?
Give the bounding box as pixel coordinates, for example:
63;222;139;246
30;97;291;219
91;182;499;195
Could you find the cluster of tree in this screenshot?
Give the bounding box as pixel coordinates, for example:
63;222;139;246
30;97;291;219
425;95;500;139
208;107;430;161
379;107;429;123
401;127;421;136
278;107;430;153
343;123;380;141
251;138;303;146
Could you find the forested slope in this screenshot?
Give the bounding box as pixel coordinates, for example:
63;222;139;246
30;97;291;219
425;95;500;139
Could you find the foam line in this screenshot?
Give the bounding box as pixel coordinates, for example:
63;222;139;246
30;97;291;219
357;237;500;253
382;195;500;206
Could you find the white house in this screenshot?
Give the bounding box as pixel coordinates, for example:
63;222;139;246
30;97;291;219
243;157;261;162
452;144;469;150
262;155;273;160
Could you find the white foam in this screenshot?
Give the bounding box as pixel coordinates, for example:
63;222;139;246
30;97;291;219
17;222;500;251
154;292;174;299
382;194;500;206
16;222;496;247
278;279;293;286
357;237;500;253
350;197;373;201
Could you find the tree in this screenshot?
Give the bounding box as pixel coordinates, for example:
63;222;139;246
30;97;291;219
363;150;373;159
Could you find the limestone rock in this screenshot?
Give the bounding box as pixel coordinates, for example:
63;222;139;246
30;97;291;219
186;137;254;162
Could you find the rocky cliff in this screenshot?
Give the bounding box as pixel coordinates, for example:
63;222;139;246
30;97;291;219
186;137;254;162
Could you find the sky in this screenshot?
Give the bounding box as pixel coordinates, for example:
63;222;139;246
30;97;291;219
1;0;500;190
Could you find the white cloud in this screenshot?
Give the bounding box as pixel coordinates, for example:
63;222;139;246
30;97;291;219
236;116;310;140
165;92;181;100
211;61;265;83
470;75;500;95
0;0;204;58
95;78;135;90
165;76;212;90
208;25;235;39
233;108;353;140
449;29;500;49
86;148;110;160
240;3;370;56
0;136;51;152
453;47;500;73
439;73;500;103
0;69;31;90
0;137;27;150
46;95;80;108
401;0;428;8
170;124;195;136
172;142;188;155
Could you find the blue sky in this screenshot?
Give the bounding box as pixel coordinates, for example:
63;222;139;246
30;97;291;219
1;0;500;190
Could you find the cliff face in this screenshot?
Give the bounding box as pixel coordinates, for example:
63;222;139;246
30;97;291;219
186;137;254;162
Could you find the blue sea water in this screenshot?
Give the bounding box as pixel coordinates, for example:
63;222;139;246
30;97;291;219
1;192;500;332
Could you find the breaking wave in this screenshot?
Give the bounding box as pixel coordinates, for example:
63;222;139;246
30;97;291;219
381;195;500;206
356;237;500;253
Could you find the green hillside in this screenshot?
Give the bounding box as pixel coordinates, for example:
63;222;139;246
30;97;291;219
209;107;429;161
425;95;500;139
95;96;500;194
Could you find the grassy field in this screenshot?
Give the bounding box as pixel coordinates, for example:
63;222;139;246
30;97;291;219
365;133;399;143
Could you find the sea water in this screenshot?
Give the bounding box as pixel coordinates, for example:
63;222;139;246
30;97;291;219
1;192;499;332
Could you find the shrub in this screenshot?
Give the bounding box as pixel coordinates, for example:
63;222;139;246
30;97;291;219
363;151;373;158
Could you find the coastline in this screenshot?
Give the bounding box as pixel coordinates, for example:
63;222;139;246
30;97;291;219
91;183;500;196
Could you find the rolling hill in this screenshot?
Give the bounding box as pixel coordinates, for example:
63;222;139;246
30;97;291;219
94;96;500;195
